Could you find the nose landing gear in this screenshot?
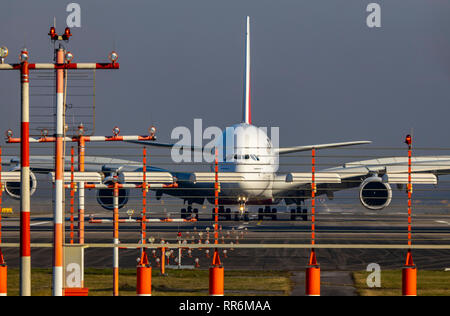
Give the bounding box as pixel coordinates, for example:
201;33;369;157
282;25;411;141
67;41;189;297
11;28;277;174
235;197;249;221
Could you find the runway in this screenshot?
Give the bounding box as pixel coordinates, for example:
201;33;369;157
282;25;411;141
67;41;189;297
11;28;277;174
1;206;450;272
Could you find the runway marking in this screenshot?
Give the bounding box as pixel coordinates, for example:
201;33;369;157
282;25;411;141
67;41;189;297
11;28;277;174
30;221;50;227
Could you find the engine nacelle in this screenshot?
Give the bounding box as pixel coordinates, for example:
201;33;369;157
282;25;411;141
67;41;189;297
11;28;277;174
96;176;129;211
359;176;392;210
4;170;37;200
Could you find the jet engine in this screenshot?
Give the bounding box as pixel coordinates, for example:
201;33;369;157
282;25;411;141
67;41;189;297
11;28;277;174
359;176;392;210
4;169;37;200
96;176;129;211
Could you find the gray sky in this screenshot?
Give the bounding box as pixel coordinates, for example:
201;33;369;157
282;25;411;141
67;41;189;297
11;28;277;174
1;0;450;152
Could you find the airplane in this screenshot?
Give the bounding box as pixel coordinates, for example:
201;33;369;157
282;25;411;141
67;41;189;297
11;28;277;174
2;16;450;222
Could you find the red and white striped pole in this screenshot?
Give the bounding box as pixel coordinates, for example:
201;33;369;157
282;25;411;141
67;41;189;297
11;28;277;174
52;47;65;296
77;134;86;288
113;180;120;296
69;147;75;244
78;135;85;245
20;49;32;296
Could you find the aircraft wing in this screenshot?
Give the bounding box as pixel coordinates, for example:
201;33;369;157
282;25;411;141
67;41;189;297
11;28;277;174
323;156;450;179
125;140;204;152
277;156;450;203
2;156;146;173
1;155;213;206
275;141;372;155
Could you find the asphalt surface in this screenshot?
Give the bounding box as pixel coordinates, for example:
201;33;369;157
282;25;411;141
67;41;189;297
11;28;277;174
1;202;450;296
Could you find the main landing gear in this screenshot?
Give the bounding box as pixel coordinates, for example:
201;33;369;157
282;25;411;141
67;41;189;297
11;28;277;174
257;206;277;221
211;205;232;221
290;205;308;221
181;205;198;220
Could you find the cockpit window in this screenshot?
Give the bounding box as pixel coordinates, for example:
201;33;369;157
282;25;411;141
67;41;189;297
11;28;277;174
229;154;260;161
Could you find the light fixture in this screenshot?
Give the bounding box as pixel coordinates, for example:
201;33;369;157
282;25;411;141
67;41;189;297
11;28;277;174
149;126;156;137
65;51;74;63
41;129;49;138
108;51;119;63
77;123;85;136
405;134;412;146
19;49;29;63
0;46;8;64
48;27;57;40
5;129;13;139
62;27;72;41
112;126;120;136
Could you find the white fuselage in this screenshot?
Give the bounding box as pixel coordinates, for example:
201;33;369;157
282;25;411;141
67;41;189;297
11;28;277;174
213;123;279;204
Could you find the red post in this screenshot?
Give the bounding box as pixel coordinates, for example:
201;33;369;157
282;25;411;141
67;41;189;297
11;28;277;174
160;246;166;275
136;146;152;296
0;146;2;244
69;147;75;244
214;148;219;244
402;250;417;296
0;147;7;296
209;249;224;296
142;147;147;253
402;134;417;296
209;149;224;296
306;148;320;296
136;252;152;296
305;250;320;296
0;263;6;297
